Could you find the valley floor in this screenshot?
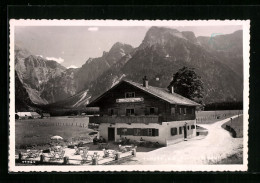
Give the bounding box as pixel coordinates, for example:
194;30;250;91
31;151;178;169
121;115;243;165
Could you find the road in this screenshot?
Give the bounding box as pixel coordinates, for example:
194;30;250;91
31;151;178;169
126;115;243;165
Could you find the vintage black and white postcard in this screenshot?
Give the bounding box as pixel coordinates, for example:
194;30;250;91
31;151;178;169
9;20;250;172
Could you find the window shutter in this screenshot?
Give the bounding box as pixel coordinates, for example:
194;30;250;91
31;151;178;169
155;129;159;136
154;108;158;114
171;107;175;115
117;128;122;135
152;129;159;136
179;127;182;134
114;108;118;115
145;107;150;115
127;128;134;135
141;129;148;136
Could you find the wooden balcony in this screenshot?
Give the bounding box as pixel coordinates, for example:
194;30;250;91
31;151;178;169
89;115;160;124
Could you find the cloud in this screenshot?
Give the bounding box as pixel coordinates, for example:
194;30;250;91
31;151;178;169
46;57;64;63
67;65;78;69
88;27;99;31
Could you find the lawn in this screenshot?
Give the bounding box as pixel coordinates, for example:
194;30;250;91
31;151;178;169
196;110;242;124
15;117;92;151
221;115;243;138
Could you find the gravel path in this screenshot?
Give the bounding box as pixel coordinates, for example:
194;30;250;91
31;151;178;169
125;115;243;165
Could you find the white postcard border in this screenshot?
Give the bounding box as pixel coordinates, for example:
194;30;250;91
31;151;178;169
9;19;250;172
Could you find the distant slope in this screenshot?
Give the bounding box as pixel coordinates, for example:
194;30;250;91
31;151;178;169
44;89;91;109
15;71;35;111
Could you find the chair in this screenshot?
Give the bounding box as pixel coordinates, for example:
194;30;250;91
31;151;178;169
91;152;100;160
56;150;65;161
48;151;57;161
118;145;127;153
81;150;90;164
74;147;80;155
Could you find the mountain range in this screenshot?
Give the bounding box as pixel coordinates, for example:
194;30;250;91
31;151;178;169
15;26;243;112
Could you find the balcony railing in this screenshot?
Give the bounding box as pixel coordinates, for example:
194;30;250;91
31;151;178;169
89;115;160;124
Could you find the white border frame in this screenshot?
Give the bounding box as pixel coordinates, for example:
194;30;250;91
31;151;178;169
9;20;250;172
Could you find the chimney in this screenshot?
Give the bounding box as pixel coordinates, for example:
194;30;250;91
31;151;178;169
143;76;148;88
170;85;174;94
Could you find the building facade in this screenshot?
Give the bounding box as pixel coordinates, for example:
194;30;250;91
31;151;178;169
87;77;200;146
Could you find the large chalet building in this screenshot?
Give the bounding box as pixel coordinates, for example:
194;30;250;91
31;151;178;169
87;77;200;146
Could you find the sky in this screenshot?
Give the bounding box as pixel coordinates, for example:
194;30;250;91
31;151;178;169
15;25;242;68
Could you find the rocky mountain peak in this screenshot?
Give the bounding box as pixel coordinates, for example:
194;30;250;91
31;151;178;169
105;42;134;64
181;31;197;43
140;27;199;49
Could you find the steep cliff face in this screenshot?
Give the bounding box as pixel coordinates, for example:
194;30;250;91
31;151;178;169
15;42;134;105
197;30;243;77
15;71;34;111
15;50;76;104
75;42;134;91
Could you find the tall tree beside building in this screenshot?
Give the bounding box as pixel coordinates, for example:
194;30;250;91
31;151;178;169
168;67;204;104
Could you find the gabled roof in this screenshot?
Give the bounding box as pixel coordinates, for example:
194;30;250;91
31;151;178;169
87;79;200;107
16;112;32;117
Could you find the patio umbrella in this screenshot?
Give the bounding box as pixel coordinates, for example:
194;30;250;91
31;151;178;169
51;135;63;140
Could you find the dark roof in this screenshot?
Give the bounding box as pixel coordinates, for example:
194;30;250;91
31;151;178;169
87;80;200;107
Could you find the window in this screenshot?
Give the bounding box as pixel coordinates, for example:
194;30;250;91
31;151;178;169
126;108;135;116
125;92;135;98
187;126;190;130
183;108;187;115
150;107;155;114
133;128;159;136
117;128;133;135
108;108;114;116
179;107;182;114
171;107;175;115
148;129;153;136
179;127;182;134
191;125;195;129
134;128;141;136
192;108;194;114
171;128;178;136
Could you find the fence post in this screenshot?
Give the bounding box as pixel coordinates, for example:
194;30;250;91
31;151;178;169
18;152;22;162
132;148;136;157
92;157;98;165
115;152;120;160
40;154;45;163
63;156;69;165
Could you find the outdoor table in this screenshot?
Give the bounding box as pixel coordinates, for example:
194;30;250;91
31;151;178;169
103;149;115;158
123;145;132;151
75;147;88;155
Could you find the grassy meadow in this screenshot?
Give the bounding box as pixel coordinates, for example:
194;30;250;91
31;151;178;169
196;110;242;124
15;117;92;151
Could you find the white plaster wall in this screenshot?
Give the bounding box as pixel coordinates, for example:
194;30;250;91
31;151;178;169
98;120;196;146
